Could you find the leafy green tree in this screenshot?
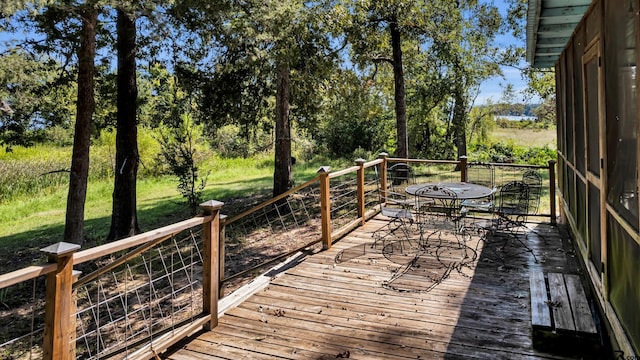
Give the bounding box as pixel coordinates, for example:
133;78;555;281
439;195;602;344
316;69;391;158
138;62;191;128
338;0;502;160
0;46;76;148
173;0;337;197
442;1;502;159
340;0;426;159
1;1;101;245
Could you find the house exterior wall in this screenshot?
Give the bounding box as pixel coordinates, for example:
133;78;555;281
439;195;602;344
555;0;640;355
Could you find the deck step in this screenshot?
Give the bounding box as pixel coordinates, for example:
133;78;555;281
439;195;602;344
529;271;599;352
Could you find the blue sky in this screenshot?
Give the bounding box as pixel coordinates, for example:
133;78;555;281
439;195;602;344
476;66;530;105
475;0;538;105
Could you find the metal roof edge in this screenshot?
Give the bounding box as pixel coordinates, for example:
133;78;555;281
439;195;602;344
526;0;542;66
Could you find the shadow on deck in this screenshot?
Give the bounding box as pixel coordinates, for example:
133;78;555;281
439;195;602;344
164;215;607;360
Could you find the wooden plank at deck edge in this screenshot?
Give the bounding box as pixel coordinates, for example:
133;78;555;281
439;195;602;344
564;274;598;334
530;271;552;329
548;273;575;332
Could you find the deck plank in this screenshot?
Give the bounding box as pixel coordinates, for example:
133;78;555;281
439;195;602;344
548;273;575;332
530;271;552;329
165;215;584;360
564;274;597;334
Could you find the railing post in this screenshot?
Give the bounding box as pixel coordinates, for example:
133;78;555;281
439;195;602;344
459;156;468;182
355;158;366;225
318;166;332;250
200;200;224;330
548;160;557;225
41;242;81;360
218;214;227;298
378;153;389;203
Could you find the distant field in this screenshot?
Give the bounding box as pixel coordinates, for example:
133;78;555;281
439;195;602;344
491;127;557;149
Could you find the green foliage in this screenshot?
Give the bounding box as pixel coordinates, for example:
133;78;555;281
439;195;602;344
158;114;210;213
42;124;75;146
210;124;274;159
94;127;165;178
468;140;555;166
0;49;76;148
316;71;390;158
495;118;552;130
138;62;191;128
291;128;316;162
176;0;338;138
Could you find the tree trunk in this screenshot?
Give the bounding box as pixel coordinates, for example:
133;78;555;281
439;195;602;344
452;79;468;160
273;62;292;198
390;18;408;159
108;8;140;241
63;7;97;245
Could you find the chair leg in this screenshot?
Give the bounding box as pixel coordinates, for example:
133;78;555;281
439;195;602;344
372;217;413;251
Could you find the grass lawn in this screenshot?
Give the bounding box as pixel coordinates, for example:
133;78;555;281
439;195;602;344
491;127;557;148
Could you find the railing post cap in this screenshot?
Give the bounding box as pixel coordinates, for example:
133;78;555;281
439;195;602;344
355;158;366;165
548;159;557;164
378;152;389;158
317;166;331;174
40;242;81;258
200;200;224;213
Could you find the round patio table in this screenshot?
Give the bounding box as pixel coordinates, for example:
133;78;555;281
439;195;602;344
405;182;495;200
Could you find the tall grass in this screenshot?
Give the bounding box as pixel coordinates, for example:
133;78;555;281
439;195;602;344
0;149;291;244
0;145;116;204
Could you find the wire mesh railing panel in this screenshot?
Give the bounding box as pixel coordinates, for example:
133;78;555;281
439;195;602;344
329;175;359;230
223;185;323;292
0;277;46;360
411;162;461;184
364;166;381;214
493;165;549;217
74;229;204;359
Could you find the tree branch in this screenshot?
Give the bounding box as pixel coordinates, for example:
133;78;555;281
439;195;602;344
372;56;393;65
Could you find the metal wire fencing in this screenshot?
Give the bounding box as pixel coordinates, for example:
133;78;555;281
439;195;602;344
0;276;46;360
222;180;324;292
73;228;205;359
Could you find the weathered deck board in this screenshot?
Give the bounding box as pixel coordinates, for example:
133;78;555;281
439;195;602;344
530;271;552;329
564;274;597;334
166;215;585;359
548;273;575;332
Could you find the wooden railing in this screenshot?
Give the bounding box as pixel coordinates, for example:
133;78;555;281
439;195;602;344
0;155;556;359
0;203;223;360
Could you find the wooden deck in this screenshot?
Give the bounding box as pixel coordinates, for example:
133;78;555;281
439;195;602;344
165;215;595;360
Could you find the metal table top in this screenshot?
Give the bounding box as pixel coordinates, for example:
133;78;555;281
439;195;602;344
405;182;495;200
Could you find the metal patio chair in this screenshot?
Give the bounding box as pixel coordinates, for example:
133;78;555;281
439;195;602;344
371;166;416;251
478;180;538;264
461;162;496;214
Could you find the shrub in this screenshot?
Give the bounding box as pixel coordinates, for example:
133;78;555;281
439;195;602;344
468;140;555;166
158;114;210;214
